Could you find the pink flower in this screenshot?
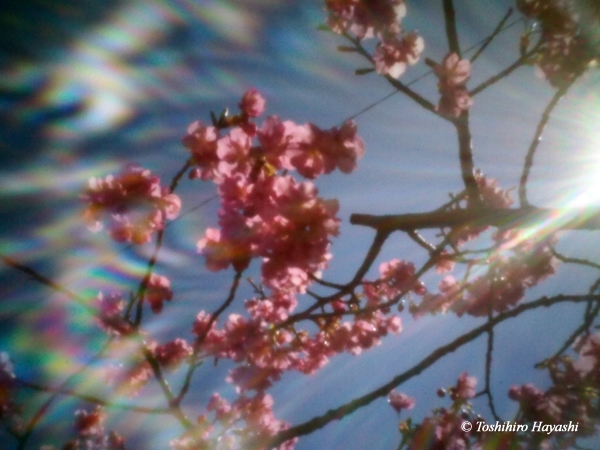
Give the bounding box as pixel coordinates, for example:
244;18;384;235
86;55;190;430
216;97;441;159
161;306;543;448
434;53;473;117
288;121;364;178
216;127;253;177
388;390;415;412
325;0;407;39
182;121;220;180
453;372;477;400
146;274;173;314
434;53;471;86
373;32;424;78
74;407;107;436
239;88;266;118
153;338;192;371
81;166;181;244
257;116;298;169
94;292;131;336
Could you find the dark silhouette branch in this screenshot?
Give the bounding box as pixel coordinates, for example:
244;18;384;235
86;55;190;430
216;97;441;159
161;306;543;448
469;46;540;97
470;8;513;63
453;113;480;204
350;206;600;233
442;0;461;57
519;79;578;206
176;269;243;405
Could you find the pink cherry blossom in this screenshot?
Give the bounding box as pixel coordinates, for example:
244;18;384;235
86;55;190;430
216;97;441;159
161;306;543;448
325;0;407;39
182;121;220;180
388;390;415;412
74;407;107;436
152;338;192;371
145;273;173;314
433;53;473;118
94;292;131;336
240;88;266;118
453;372;477;400
373;32;424;78
81;165;181;244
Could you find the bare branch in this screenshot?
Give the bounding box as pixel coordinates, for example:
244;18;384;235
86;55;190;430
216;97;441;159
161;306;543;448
350;206;600;233
519;79;578;206
469;46;540;97
176;269;243;405
442;0;461;57
470;9;513;63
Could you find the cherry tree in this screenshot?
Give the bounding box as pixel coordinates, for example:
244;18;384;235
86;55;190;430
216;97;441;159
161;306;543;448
1;1;600;449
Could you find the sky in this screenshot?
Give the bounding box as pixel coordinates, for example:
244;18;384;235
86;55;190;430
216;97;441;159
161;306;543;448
1;0;600;449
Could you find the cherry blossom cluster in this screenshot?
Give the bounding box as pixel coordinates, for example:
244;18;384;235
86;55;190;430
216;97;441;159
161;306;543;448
509;332;600;439
40;407;126;450
362;259;426;313
192;290;404;395
170;393;296;450
445;171;514;247
104;337;192;397
387;390;415;413
433;53;473;118
94;274;173;334
324;0;424;79
517;0;599;88
413;232;557;318
94;292;132;336
81;165;181;244
392;373;477;450
186;90;363;293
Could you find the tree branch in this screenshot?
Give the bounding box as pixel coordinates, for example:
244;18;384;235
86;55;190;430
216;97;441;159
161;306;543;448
442;0;461;57
454;113;480;204
176;269;243;405
470;8;513;63
260;294;600;449
350;206;600;233
469;46;540;97
518;81;576;206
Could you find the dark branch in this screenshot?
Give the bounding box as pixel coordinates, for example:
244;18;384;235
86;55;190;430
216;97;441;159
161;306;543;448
350;206;600;233
518;80;576;206
442;0;461;56
260;294;600;449
470;9;513;63
469;46;540;97
176;269;243;404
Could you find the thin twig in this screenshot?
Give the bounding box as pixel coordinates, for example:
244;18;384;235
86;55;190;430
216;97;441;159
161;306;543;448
551;248;600;271
484;314;501;422
278;230;391;326
470;8;513;63
442;0;461;57
176;270;243;405
519;74;581;206
469;46;541;97
128;158;194;324
0;254;92;312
